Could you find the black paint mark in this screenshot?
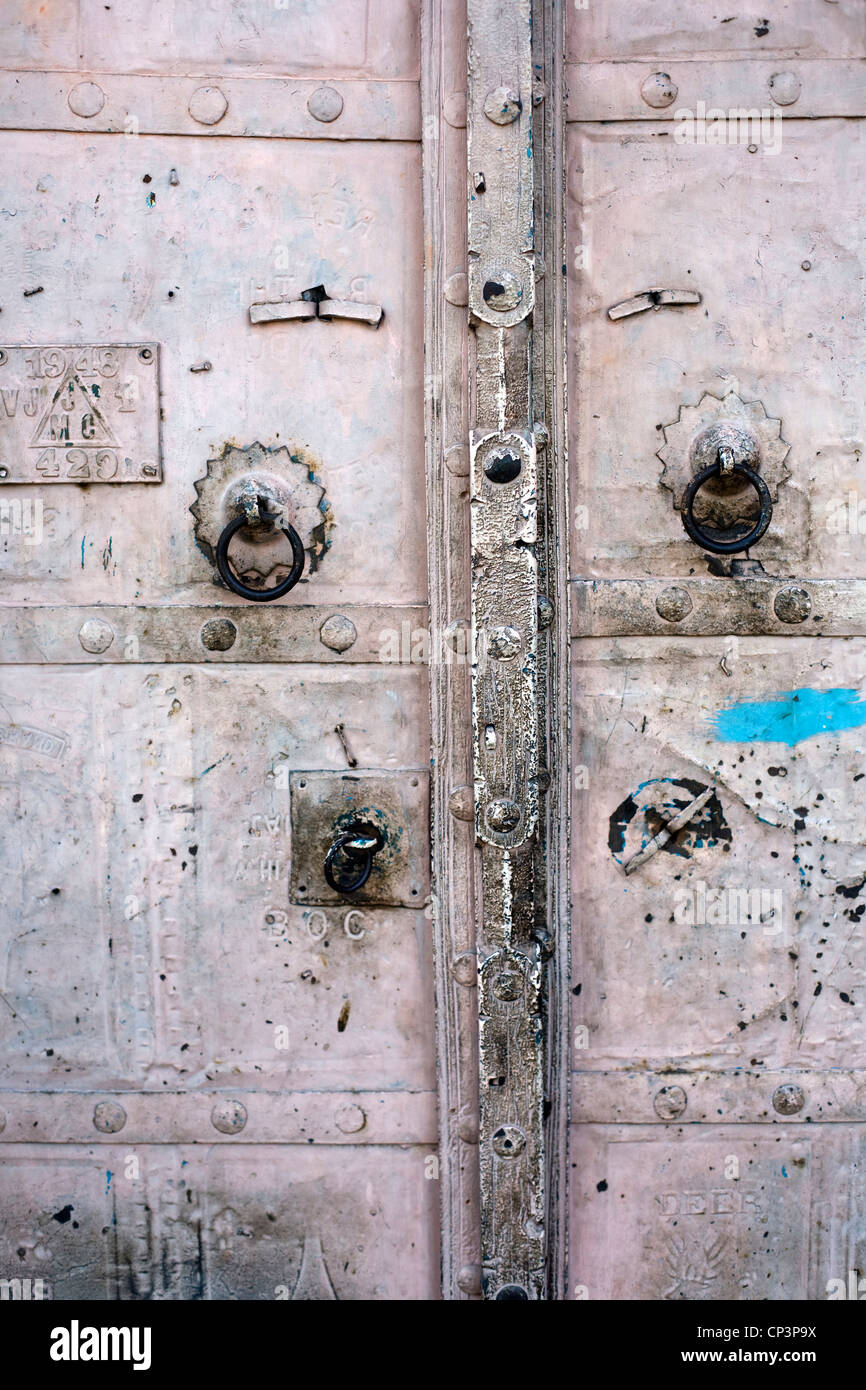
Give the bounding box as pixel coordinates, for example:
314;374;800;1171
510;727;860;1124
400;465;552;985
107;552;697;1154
608;777;732;861
52;1205;74;1224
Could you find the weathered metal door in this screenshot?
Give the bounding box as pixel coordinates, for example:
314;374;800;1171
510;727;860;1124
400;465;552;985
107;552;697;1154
3;0;864;1307
0;0;441;1301
566;1;866;1302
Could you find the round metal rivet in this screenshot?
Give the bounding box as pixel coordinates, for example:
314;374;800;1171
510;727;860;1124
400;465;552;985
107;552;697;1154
748;143;759;154
319;615;357;653
210;1099;247;1134
78;618;114;654
68;82;105;118
486;798;521;833
445;445;469;477
449;951;477;987
640;72;677;108
656;586;693;623
482;269;523;313
772;1083;805;1115
448;786;474;822
492;1124;526;1158
444;92;467;128
483;86;522;125
188;86;228;126
456;1264;482;1294
200;618;238;651
334;1103;366;1134
0;1108;6;1134
801;260;811;272
0;468;8;480
307;86;344;123
537;595;554;629
768;71;801;106
496;1285;530;1300
774;587;811;624
487;625;521;660
0;350;7;366
93;1101;127;1134
444;271;468;306
492;970;522;1002
457;1116;479;1144
654;1084;687;1120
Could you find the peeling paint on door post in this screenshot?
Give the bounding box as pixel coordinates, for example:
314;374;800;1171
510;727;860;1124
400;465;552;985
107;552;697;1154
467;0;545;1300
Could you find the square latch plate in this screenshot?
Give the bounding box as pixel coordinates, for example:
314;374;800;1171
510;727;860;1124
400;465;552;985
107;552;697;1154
289;770;430;908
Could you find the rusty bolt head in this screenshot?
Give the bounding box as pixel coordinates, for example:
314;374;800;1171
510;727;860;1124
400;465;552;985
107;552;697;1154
640;72;678;108
656;586;693;623
492;1124;527;1158
772;1083;805;1115
484;86;522;125
774;586;811;624
653;1084;687;1120
307;86;344;123
768;71;801;106
210;1099;248;1134
78;618;114;654
200;617;238;651
485;798;522;833
93;1101;127;1134
319;614;357;653
487;625;521;660
482;270;524;313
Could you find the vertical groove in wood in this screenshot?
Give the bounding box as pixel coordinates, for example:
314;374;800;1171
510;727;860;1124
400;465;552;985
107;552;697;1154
421;0;478;1301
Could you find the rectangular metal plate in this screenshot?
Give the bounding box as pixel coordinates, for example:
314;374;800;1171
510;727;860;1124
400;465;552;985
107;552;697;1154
289;770;430;907
0;344;161;484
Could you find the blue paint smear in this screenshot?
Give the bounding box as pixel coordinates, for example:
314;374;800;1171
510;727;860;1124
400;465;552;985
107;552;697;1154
711;688;866;747
105;1170;112;1195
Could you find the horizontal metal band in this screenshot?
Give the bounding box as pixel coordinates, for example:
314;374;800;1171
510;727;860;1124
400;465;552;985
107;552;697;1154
572;1070;866;1125
0;70;420;141
567;59;866;122
572;578;866;638
0;604;428;663
0;1089;437;1144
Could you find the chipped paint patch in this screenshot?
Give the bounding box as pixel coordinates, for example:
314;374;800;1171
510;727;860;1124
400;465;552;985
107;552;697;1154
710;688;866;746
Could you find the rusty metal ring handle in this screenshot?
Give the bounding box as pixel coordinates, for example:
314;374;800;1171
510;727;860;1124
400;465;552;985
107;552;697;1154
681;460;773;555
324;825;385;895
215;512;305;602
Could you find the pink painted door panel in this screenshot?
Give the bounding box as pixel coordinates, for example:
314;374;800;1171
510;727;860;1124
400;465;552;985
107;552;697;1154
0;0;438;1301
567;0;866;1301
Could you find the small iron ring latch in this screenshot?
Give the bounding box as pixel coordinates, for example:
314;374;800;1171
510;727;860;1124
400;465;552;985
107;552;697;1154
323;823;385;895
681;458;773;555
215;510;305;601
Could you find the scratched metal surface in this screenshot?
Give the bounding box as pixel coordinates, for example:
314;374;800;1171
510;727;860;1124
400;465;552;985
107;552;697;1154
566;0;866;1303
567;119;865;580
0;0;439;1301
570;637;866;1298
0;132;424;606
